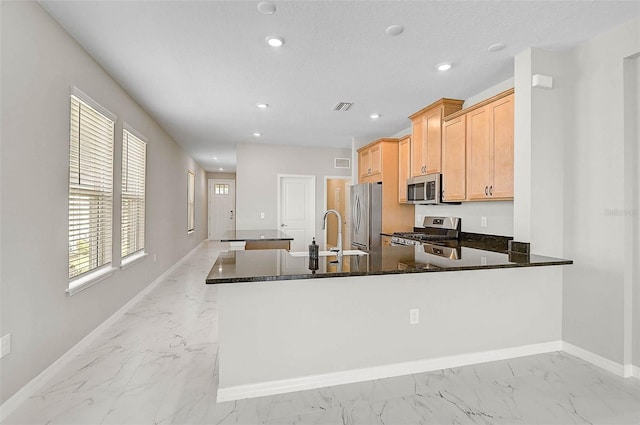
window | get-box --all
[121,127,147,259]
[187,171,195,232]
[68,89,116,281]
[214,183,229,195]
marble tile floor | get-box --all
[3,241,640,425]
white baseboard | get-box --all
[561,341,628,377]
[628,364,640,379]
[217,340,563,402]
[0,241,207,422]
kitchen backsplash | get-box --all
[415,201,514,236]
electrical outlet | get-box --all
[481,257,488,266]
[1,334,11,359]
[481,216,487,227]
[260,212,265,219]
[409,308,419,325]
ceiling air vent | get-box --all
[333,102,353,112]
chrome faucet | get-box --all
[321,209,343,259]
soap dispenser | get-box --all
[308,237,319,272]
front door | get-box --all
[208,179,236,240]
[278,175,315,251]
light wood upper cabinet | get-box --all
[466,105,492,199]
[397,135,411,203]
[359,149,370,179]
[441,115,466,202]
[359,142,382,179]
[357,138,414,233]
[409,99,464,177]
[491,95,514,198]
[465,91,514,200]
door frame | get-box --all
[323,176,353,250]
[276,174,316,249]
[208,178,236,240]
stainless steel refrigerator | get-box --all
[350,182,382,251]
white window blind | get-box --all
[68,93,115,280]
[187,171,195,232]
[121,128,147,258]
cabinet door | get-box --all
[442,116,466,201]
[490,94,514,198]
[466,105,492,200]
[410,116,424,177]
[359,148,371,179]
[424,108,443,174]
[398,136,410,203]
[369,144,382,175]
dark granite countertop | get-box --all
[220,229,293,242]
[206,243,572,284]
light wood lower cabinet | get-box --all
[382,235,392,247]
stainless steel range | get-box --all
[391,216,462,260]
[391,216,461,246]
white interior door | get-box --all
[278,175,315,251]
[208,179,236,240]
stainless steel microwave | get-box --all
[406,174,442,205]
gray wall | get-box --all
[0,1,207,404]
[236,143,352,248]
[557,18,639,365]
[630,55,640,369]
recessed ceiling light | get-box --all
[253,132,261,137]
[370,113,381,119]
[212,156,218,160]
[256,103,269,109]
[488,43,506,52]
[266,36,284,47]
[257,1,276,15]
[437,62,452,71]
[219,168,223,171]
[385,25,404,36]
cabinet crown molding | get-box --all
[408,98,465,120]
[357,137,399,153]
[444,88,515,122]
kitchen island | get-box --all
[219,228,293,250]
[209,243,572,402]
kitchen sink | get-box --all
[287,250,368,257]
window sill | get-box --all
[120,251,148,270]
[67,266,116,296]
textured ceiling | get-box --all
[40,1,640,172]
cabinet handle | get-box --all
[485,186,488,196]
[489,185,493,196]
[442,189,445,200]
